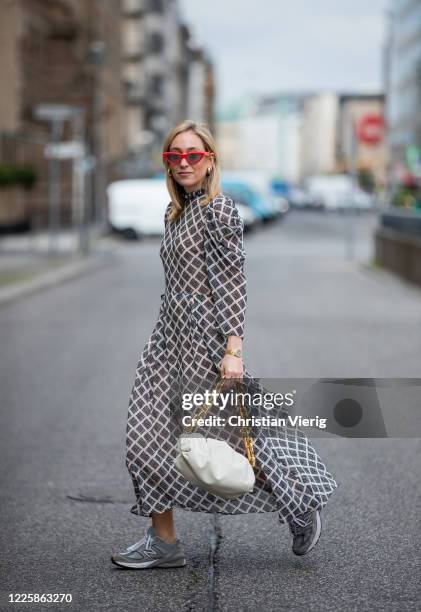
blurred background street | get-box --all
[1,0,421,610]
[0,0,420,289]
[2,210,421,610]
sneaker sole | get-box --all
[293,510,322,556]
[111,555,187,569]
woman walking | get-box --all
[111,120,337,569]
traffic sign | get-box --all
[357,114,385,145]
[44,141,85,159]
[34,104,81,121]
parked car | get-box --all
[287,186,323,210]
[348,188,378,211]
[303,174,376,212]
[106,179,169,239]
[231,201,259,231]
[221,179,276,223]
[222,170,288,218]
[219,184,260,230]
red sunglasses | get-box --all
[162,151,213,166]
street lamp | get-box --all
[34,104,82,255]
[34,104,91,256]
[86,40,106,230]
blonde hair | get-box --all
[162,119,221,222]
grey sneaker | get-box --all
[288,509,322,556]
[111,526,186,569]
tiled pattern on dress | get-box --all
[125,189,338,525]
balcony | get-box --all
[122,0,144,18]
[122,50,144,63]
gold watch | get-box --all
[225,348,242,358]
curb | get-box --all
[0,249,116,310]
[358,260,421,294]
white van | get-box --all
[303,174,375,211]
[106,179,170,238]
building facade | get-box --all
[120,0,215,177]
[299,92,338,179]
[385,0,421,183]
[336,94,387,188]
[216,93,306,183]
[0,0,126,229]
[0,0,214,230]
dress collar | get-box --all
[182,187,206,202]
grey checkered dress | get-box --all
[126,188,337,526]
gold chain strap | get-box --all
[183,378,256,468]
[239,400,256,468]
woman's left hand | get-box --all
[220,354,243,380]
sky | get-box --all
[179,0,389,112]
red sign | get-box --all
[357,114,385,145]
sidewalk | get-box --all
[0,225,117,308]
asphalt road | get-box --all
[1,210,420,611]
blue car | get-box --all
[221,180,275,222]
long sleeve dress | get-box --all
[125,187,337,525]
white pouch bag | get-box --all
[174,379,256,499]
[174,433,255,498]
